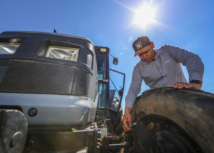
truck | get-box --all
[0,31,214,153]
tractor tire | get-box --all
[131,87,214,153]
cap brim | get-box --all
[134,45,150,57]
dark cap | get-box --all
[132,36,151,57]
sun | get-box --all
[134,4,156,28]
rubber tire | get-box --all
[131,87,214,153]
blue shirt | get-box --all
[125,44,204,109]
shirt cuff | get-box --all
[189,71,203,82]
[125,100,135,109]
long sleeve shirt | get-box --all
[125,44,204,109]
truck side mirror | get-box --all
[118,87,124,98]
[113,57,118,65]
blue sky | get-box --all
[1,0,214,111]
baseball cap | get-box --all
[132,36,151,57]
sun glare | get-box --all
[134,4,156,28]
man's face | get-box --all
[138,45,155,62]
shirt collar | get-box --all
[154,49,160,59]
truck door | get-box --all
[95,46,125,121]
[95,47,110,119]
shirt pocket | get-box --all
[161,55,175,76]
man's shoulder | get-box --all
[155,44,174,56]
[155,44,168,52]
[132,60,143,72]
[134,61,141,68]
[156,44,181,51]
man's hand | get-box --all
[172,82,201,90]
[122,107,132,131]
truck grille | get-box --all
[0,66,8,84]
[0,60,91,96]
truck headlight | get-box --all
[45,46,79,62]
[0,43,21,54]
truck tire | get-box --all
[0,109,28,153]
[131,87,214,153]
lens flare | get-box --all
[134,4,156,28]
[80,107,89,121]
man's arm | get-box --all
[123,65,143,131]
[164,45,204,89]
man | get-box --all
[123,36,204,131]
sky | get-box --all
[1,0,214,111]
